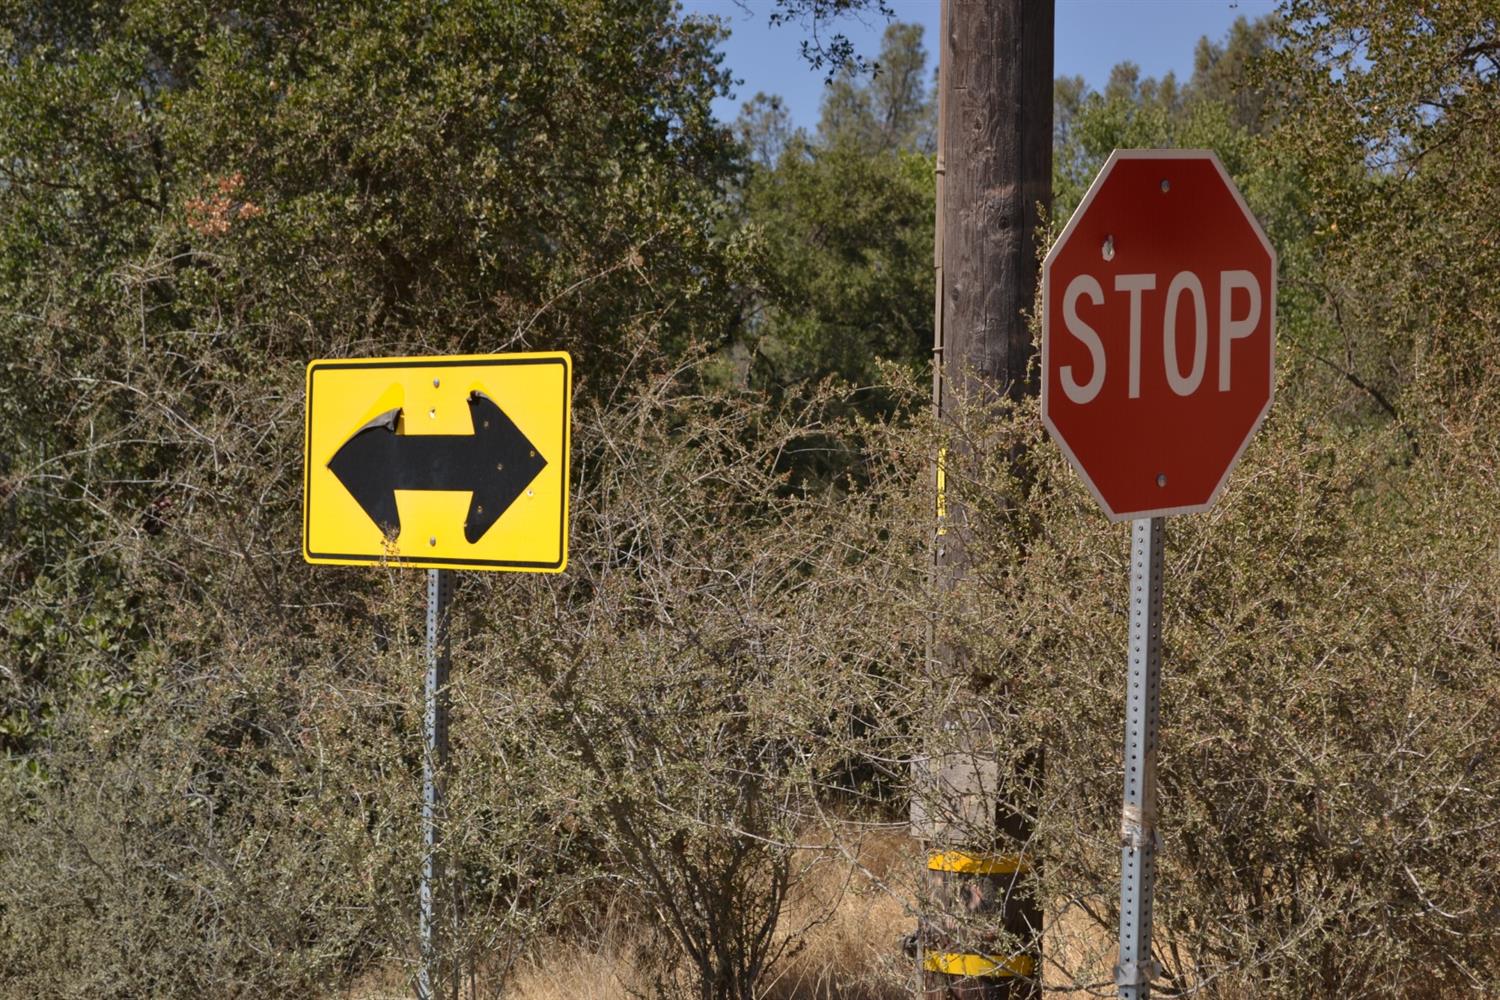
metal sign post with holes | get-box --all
[1119,517,1164,997]
[1041,150,1275,998]
[303,352,572,1000]
[422,567,455,1000]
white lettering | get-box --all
[1218,270,1261,391]
[1114,274,1156,399]
[1062,274,1106,404]
[1164,271,1207,396]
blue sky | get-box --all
[680,0,1282,130]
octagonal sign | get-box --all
[1042,149,1276,520]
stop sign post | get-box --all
[1041,150,1276,1000]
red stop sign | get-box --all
[1042,150,1276,520]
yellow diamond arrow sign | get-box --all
[303,353,571,572]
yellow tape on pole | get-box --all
[922,951,1036,978]
[926,850,1030,875]
[936,447,948,536]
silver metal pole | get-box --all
[1117,517,1164,999]
[419,568,455,1000]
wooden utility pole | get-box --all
[916,1,1053,998]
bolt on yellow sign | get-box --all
[302,353,571,572]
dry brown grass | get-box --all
[757,826,918,1000]
[1040,904,1116,1000]
[504,937,655,1000]
[502,827,1118,999]
[349,829,1118,999]
[503,825,917,1000]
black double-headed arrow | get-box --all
[328,391,547,544]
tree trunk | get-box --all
[917,2,1053,998]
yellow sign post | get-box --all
[302,352,570,572]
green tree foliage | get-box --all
[733,22,934,399]
[818,21,936,156]
[1271,0,1500,422]
[0,0,742,757]
[5,4,1500,998]
[0,0,757,994]
[1053,15,1279,217]
[736,91,800,169]
[1191,13,1281,132]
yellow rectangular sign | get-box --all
[303,353,570,572]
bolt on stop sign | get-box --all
[1042,149,1276,520]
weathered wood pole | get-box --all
[917,2,1053,998]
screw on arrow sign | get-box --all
[328,391,548,545]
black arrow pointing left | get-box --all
[327,391,547,544]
